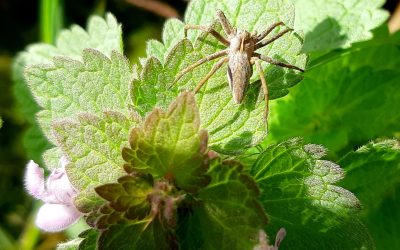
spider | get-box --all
[171,10,304,118]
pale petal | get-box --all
[24,160,46,199]
[45,168,76,204]
[35,203,81,232]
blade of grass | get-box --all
[40,0,64,44]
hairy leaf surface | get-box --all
[339,140,400,249]
[26,49,133,144]
[295,0,388,52]
[269,32,400,154]
[251,138,373,249]
[98,219,171,250]
[177,160,268,250]
[94,175,153,228]
[123,92,210,193]
[53,111,138,212]
[13,13,122,164]
[142,0,307,154]
[78,229,99,250]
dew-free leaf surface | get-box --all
[251,138,373,249]
[123,92,210,193]
[26,49,133,144]
[268,32,400,154]
[177,159,268,250]
[13,14,123,165]
[295,0,388,52]
[142,0,307,154]
[339,139,400,249]
[53,111,138,212]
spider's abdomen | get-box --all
[227,51,252,104]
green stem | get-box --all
[18,202,41,250]
[0,226,15,250]
[40,0,64,44]
[93,0,107,16]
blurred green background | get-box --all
[0,0,399,249]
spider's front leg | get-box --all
[255,27,293,50]
[256,21,285,41]
[194,57,229,93]
[169,49,229,89]
[184,24,229,46]
[216,10,235,36]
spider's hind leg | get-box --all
[251,57,270,121]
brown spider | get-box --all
[171,10,304,118]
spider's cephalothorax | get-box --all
[171,10,304,118]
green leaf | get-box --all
[268,32,400,154]
[92,170,185,248]
[13,46,54,164]
[94,175,153,228]
[123,92,210,193]
[98,218,172,250]
[177,159,268,250]
[56,229,99,250]
[53,111,139,212]
[55,13,122,59]
[146,19,185,64]
[42,147,63,171]
[251,138,373,249]
[339,139,400,210]
[162,19,186,54]
[141,0,307,154]
[339,139,400,249]
[25,49,134,144]
[12,13,122,165]
[155,0,384,69]
[57,239,82,250]
[146,39,166,63]
[295,0,388,52]
[363,186,400,250]
[78,229,99,250]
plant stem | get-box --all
[18,202,41,250]
[40,0,64,44]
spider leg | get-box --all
[255,28,293,50]
[170,49,229,89]
[216,10,235,36]
[251,57,269,120]
[255,53,304,72]
[184,25,230,46]
[194,57,229,93]
[255,21,284,41]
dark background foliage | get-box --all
[0,0,399,249]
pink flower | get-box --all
[24,157,81,232]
